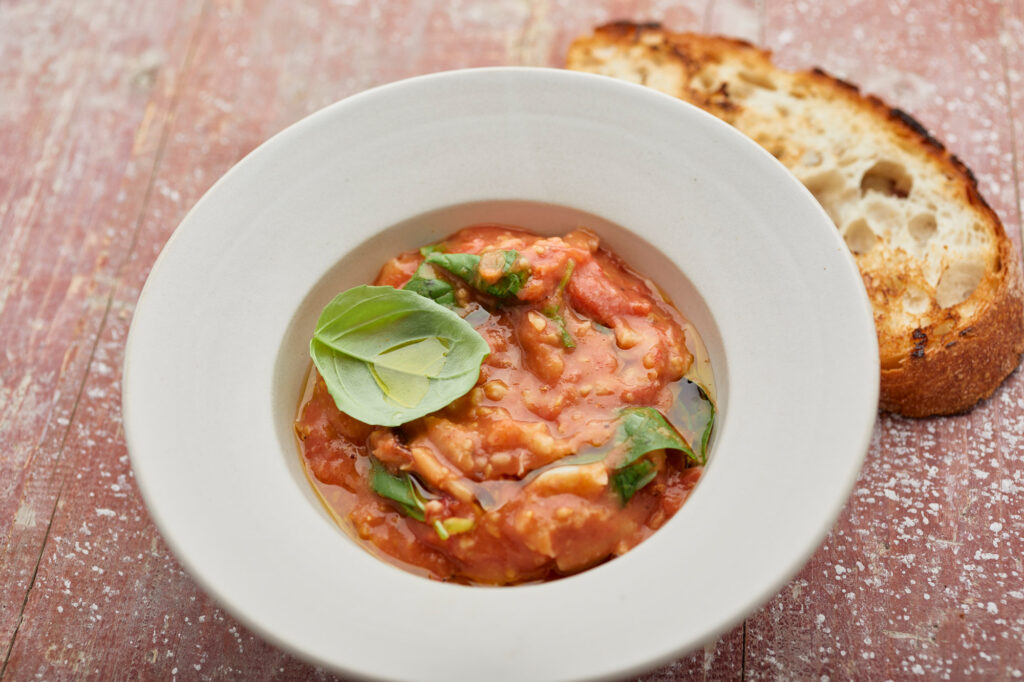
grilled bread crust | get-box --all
[567,22,1024,416]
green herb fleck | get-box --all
[557,259,575,295]
[542,307,575,349]
[432,519,449,540]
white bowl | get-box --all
[123,67,877,681]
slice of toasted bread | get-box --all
[567,22,1024,417]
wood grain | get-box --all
[0,0,204,667]
[1,0,1022,679]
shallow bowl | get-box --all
[123,67,878,682]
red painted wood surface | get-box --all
[1,0,1022,679]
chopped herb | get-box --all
[542,306,575,349]
[432,519,449,540]
[557,259,575,294]
[369,457,427,521]
[610,459,658,504]
[539,259,577,348]
[425,250,529,298]
[619,406,699,468]
[419,243,445,257]
[610,407,700,505]
[403,263,455,307]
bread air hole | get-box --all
[908,213,938,244]
[935,260,984,308]
[844,218,877,254]
[802,169,848,224]
[860,160,913,198]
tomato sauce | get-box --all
[295,225,711,584]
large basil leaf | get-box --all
[424,250,529,298]
[310,285,489,426]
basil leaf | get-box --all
[609,407,705,505]
[424,252,477,281]
[403,264,455,307]
[611,459,657,504]
[425,250,529,298]
[669,381,715,465]
[419,243,445,257]
[310,285,489,426]
[369,458,426,521]
[618,406,699,468]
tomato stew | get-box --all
[295,226,714,584]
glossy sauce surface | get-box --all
[296,225,712,584]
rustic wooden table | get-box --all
[3,0,1023,679]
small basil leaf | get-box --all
[369,458,426,521]
[419,243,445,257]
[669,381,715,465]
[611,459,657,504]
[403,267,455,307]
[425,250,529,298]
[424,252,478,281]
[619,406,699,468]
[310,285,489,426]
